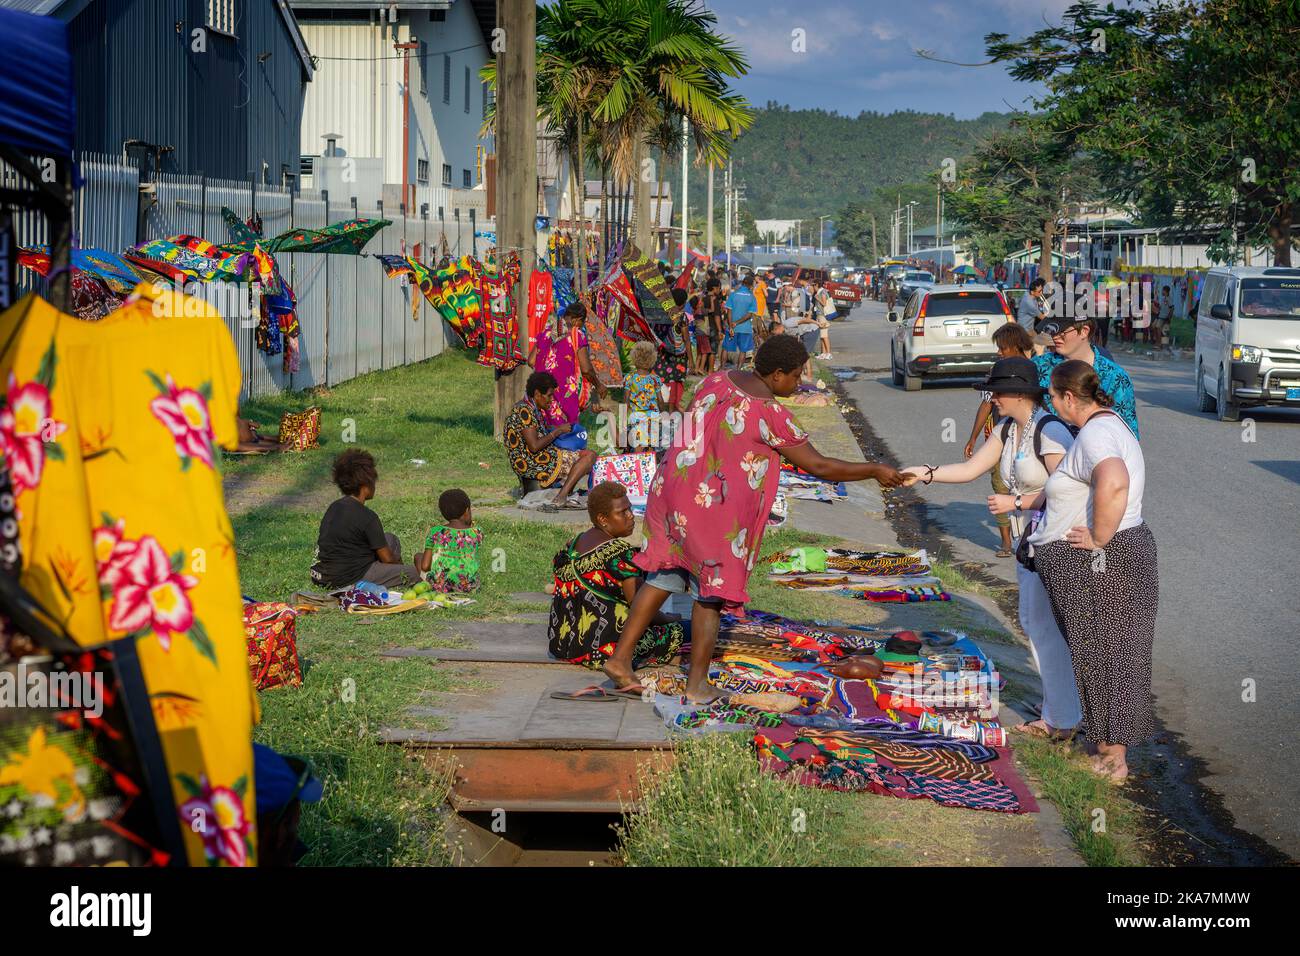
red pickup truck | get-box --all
[770,263,862,313]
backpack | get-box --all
[998,414,1067,468]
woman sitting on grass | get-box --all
[548,481,685,672]
[310,449,418,590]
[504,371,597,512]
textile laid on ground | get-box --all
[547,535,684,669]
[645,605,1033,814]
[0,289,259,864]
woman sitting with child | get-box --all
[310,449,418,589]
[415,488,482,593]
[548,481,685,672]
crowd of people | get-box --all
[301,253,1157,788]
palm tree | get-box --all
[484,0,753,274]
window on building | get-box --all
[443,55,451,104]
[464,66,471,112]
[442,163,452,187]
[463,169,472,188]
[482,81,489,119]
[300,155,316,178]
[419,41,428,95]
[207,0,235,35]
[417,160,430,185]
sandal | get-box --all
[995,548,1014,558]
[550,685,621,702]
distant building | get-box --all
[293,0,491,226]
[35,0,314,184]
[755,219,799,242]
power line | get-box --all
[310,41,485,65]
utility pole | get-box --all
[492,0,537,440]
[724,160,731,270]
[680,115,688,269]
[706,161,714,260]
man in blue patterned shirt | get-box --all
[1033,315,1139,437]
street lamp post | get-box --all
[818,215,830,258]
[906,201,918,255]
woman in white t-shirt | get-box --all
[1025,359,1155,784]
[903,357,1082,740]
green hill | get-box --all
[675,104,1012,222]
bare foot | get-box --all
[1089,753,1129,783]
[602,659,635,690]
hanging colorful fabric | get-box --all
[476,273,524,371]
[583,315,624,387]
[623,242,681,322]
[527,269,553,351]
[551,266,578,312]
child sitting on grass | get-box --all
[415,488,483,592]
[311,449,418,590]
[624,340,667,453]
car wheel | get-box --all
[903,367,922,391]
[1217,367,1240,422]
[1195,361,1216,412]
[890,343,904,386]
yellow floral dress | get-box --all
[0,288,257,866]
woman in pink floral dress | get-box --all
[602,336,912,701]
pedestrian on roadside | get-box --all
[1018,277,1049,327]
[780,279,821,383]
[721,273,759,368]
[1025,360,1155,783]
[1033,315,1139,437]
[964,322,1036,557]
[904,356,1082,740]
[813,280,837,359]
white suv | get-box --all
[1194,266,1300,421]
[889,284,1012,391]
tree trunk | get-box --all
[567,148,581,272]
[1270,202,1294,266]
[599,157,608,271]
[575,116,587,293]
[654,153,666,258]
[1040,219,1055,284]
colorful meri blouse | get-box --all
[1034,346,1139,438]
[504,398,565,485]
[535,325,591,426]
[548,535,684,669]
[635,371,809,605]
[422,524,483,593]
[0,289,258,867]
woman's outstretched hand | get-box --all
[987,493,1017,515]
[874,464,916,488]
[901,465,930,481]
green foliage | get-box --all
[681,105,1011,223]
[986,0,1300,266]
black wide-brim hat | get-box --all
[976,356,1045,396]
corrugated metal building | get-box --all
[35,0,313,183]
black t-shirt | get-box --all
[311,496,387,588]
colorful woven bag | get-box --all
[243,602,303,691]
[277,406,321,451]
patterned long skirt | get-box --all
[1034,523,1158,747]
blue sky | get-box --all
[703,0,1076,118]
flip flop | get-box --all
[549,686,621,702]
[995,549,1014,558]
[609,684,651,701]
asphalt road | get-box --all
[824,296,1300,861]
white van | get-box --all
[1194,266,1300,421]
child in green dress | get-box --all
[415,488,483,592]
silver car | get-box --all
[897,270,935,307]
[889,284,1013,391]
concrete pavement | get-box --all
[822,296,1300,863]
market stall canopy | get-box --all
[220,207,390,255]
[0,9,74,156]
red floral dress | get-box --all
[634,371,808,605]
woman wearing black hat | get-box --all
[903,356,1082,741]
